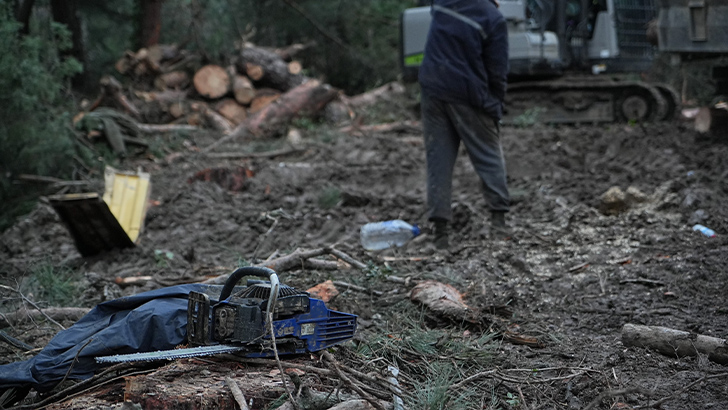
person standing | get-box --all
[418,0,510,249]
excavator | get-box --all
[400,0,725,124]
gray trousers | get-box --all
[421,90,510,222]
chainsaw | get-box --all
[96,267,357,363]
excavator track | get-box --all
[504,80,679,125]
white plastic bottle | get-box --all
[360,220,421,251]
[693,224,716,237]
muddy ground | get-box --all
[1,93,727,409]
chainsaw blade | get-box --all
[95,344,244,363]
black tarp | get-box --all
[0,284,225,396]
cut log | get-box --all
[230,72,256,105]
[215,99,247,125]
[89,76,141,119]
[154,70,189,90]
[621,323,728,365]
[237,44,305,91]
[245,80,337,137]
[193,64,231,99]
[168,101,187,118]
[288,60,302,75]
[115,50,137,75]
[205,80,338,150]
[695,105,728,135]
[134,89,187,104]
[244,62,264,81]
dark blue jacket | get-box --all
[419,0,509,119]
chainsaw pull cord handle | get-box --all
[218,266,280,302]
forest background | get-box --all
[0,0,418,231]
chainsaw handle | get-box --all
[219,266,279,301]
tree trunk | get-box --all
[50,0,86,88]
[14,0,35,35]
[244,80,338,137]
[204,80,339,151]
[138,0,164,48]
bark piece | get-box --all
[306,280,340,303]
[622,323,728,365]
[409,280,479,323]
[215,99,247,125]
[249,89,281,114]
[193,64,231,99]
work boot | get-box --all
[432,219,449,250]
[490,211,511,238]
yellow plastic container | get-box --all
[102,167,151,243]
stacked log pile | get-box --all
[79,42,347,152]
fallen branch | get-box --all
[619,277,665,287]
[0,285,71,330]
[0,330,34,351]
[16,174,90,188]
[332,281,383,296]
[322,352,387,410]
[0,306,90,329]
[114,276,155,287]
[342,82,407,109]
[326,247,367,270]
[225,377,251,410]
[203,146,304,159]
[136,123,198,133]
[633,372,728,409]
[621,323,728,365]
[340,120,422,135]
[583,387,653,410]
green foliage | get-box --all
[504,392,520,407]
[512,107,546,128]
[0,4,87,231]
[159,0,418,93]
[78,2,136,86]
[317,186,342,209]
[21,263,83,307]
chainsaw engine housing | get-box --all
[187,279,357,357]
